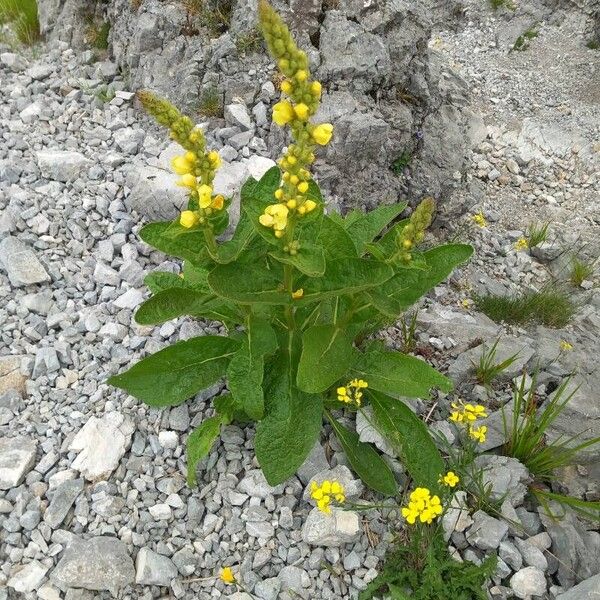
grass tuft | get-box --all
[0,0,40,45]
[475,289,575,328]
[513,26,538,51]
[569,255,594,287]
[198,86,223,117]
[525,221,550,248]
[474,339,519,387]
[235,27,263,55]
[391,149,413,175]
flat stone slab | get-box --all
[135,547,178,586]
[0,237,50,287]
[36,150,90,182]
[302,507,360,547]
[7,560,49,593]
[0,437,37,489]
[50,536,135,594]
[69,412,134,481]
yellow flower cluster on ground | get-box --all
[514,237,529,251]
[310,480,345,514]
[337,378,368,406]
[439,471,460,487]
[559,340,573,352]
[396,197,435,262]
[449,400,488,444]
[137,91,224,229]
[258,0,332,242]
[471,211,487,228]
[401,487,443,525]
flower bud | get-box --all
[297,181,309,193]
[208,150,221,168]
[211,195,224,210]
[295,69,308,82]
[180,210,198,228]
[293,103,309,120]
[304,199,317,213]
[280,80,292,94]
[311,81,322,96]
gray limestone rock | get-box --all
[466,510,509,550]
[302,508,360,547]
[509,566,547,599]
[135,547,178,586]
[7,560,49,593]
[474,455,531,507]
[36,150,90,182]
[555,574,600,599]
[0,437,37,489]
[0,237,50,287]
[44,479,84,529]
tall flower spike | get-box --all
[137,90,225,227]
[258,0,333,244]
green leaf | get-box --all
[139,222,209,265]
[187,415,223,486]
[144,272,191,294]
[208,261,291,305]
[209,210,256,264]
[364,218,409,260]
[108,335,239,407]
[297,258,394,304]
[134,288,240,325]
[213,393,252,424]
[353,348,452,398]
[269,244,326,277]
[318,216,358,260]
[227,316,278,420]
[328,416,398,496]
[369,390,445,490]
[344,203,408,254]
[255,356,323,485]
[367,244,473,316]
[297,325,355,393]
[182,262,211,291]
[241,167,282,246]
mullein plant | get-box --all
[108,0,474,494]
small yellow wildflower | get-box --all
[337,378,368,406]
[211,195,225,210]
[295,69,308,82]
[469,425,487,444]
[259,203,289,232]
[297,181,309,193]
[272,100,295,125]
[197,184,213,209]
[559,340,573,352]
[461,298,471,308]
[171,154,194,175]
[310,479,345,514]
[280,80,292,94]
[220,567,235,584]
[401,487,443,525]
[449,400,487,424]
[312,123,333,146]
[180,210,198,228]
[310,80,322,96]
[176,173,197,188]
[439,471,460,488]
[207,150,222,168]
[471,212,487,228]
[294,103,309,120]
[515,237,529,251]
[291,288,304,299]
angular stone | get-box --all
[224,103,253,130]
[555,574,600,599]
[0,355,27,397]
[37,150,90,182]
[466,510,509,550]
[135,547,178,586]
[442,490,473,541]
[0,52,28,71]
[32,347,61,378]
[7,560,49,593]
[51,536,135,594]
[356,405,395,455]
[44,479,84,529]
[297,441,330,485]
[515,537,548,571]
[509,566,547,599]
[0,437,37,489]
[113,128,145,155]
[303,465,364,501]
[474,455,531,507]
[302,507,360,546]
[69,412,134,481]
[0,237,50,287]
[238,469,285,498]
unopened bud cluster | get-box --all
[396,197,435,262]
[137,91,224,229]
[258,0,333,243]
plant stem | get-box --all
[203,227,218,255]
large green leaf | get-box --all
[328,416,398,496]
[344,203,407,254]
[318,216,358,260]
[139,222,208,265]
[352,348,452,398]
[108,335,239,407]
[208,261,290,305]
[364,218,409,260]
[255,356,323,485]
[227,316,278,420]
[134,288,240,325]
[209,210,256,264]
[367,244,473,317]
[369,390,445,490]
[187,415,224,486]
[297,325,355,393]
[269,244,326,277]
[144,271,191,294]
[297,258,394,304]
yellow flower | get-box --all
[291,288,304,299]
[336,379,367,406]
[461,298,471,308]
[259,203,289,232]
[180,210,198,228]
[220,567,235,584]
[280,80,292,94]
[211,195,224,210]
[439,471,460,488]
[197,184,213,209]
[297,181,309,193]
[294,103,309,120]
[274,188,284,200]
[515,237,529,251]
[450,400,487,425]
[303,199,317,213]
[176,173,197,188]
[471,212,487,228]
[469,425,487,444]
[296,69,308,82]
[272,100,295,125]
[311,80,322,96]
[402,487,443,525]
[208,150,221,168]
[310,479,345,514]
[559,340,573,352]
[171,155,194,175]
[312,123,333,146]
